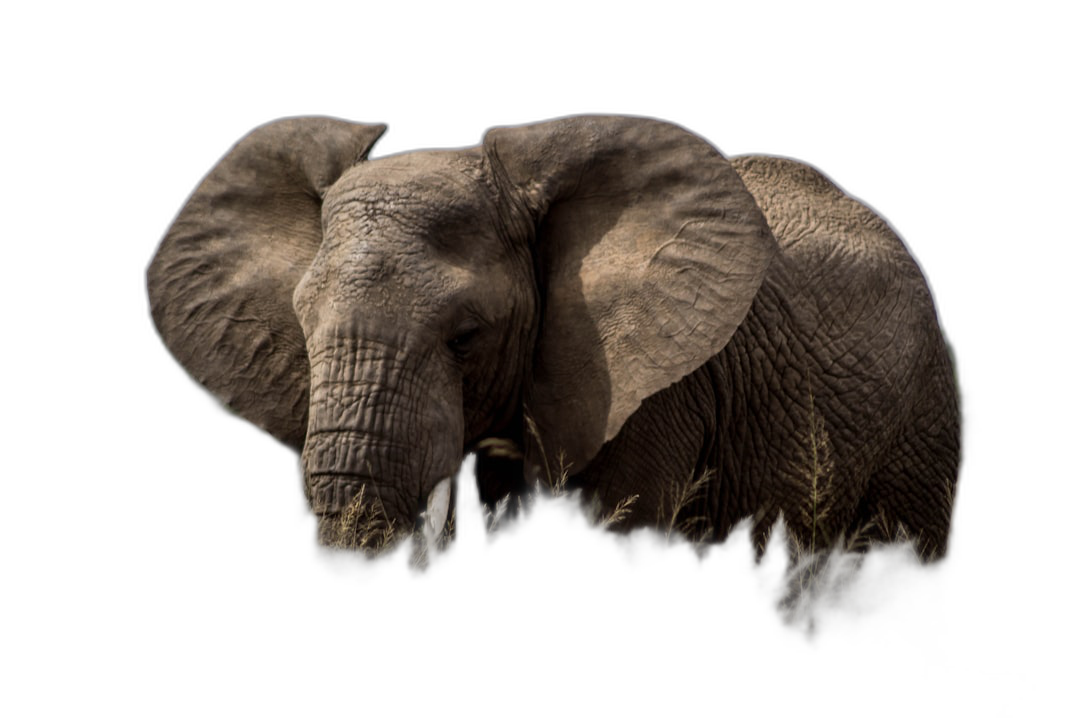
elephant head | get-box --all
[148,115,776,549]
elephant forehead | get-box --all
[324,150,496,237]
[309,236,470,316]
[325,181,438,238]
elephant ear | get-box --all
[484,115,776,469]
[147,117,386,449]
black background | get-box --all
[122,55,1023,686]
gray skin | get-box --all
[148,115,959,559]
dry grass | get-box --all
[657,470,714,543]
[313,487,421,569]
[308,403,941,639]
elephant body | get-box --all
[148,115,960,559]
[563,156,959,557]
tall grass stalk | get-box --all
[796,381,836,560]
[657,470,714,543]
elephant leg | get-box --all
[853,427,959,561]
[567,368,717,538]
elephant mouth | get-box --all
[306,468,457,539]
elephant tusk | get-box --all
[421,476,452,548]
[453,455,488,552]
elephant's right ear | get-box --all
[147,117,386,449]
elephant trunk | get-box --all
[301,333,462,551]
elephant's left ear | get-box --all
[485,115,776,469]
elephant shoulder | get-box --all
[730,155,911,268]
[735,154,942,366]
[733,155,938,321]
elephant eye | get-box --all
[447,323,481,359]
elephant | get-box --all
[147,115,960,561]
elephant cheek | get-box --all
[300,336,464,549]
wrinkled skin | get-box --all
[148,115,960,559]
[294,150,537,540]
